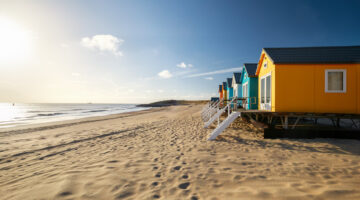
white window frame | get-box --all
[325,69,346,93]
[242,82,248,97]
[260,71,271,111]
[242,82,248,109]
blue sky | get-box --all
[0,0,359,103]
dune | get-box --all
[0,104,359,199]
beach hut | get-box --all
[211,97,220,102]
[232,72,242,98]
[227,78,233,100]
[218,85,223,100]
[255,45,360,114]
[222,82,228,104]
[240,63,258,110]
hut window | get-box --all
[266,76,271,103]
[325,69,346,93]
[261,79,265,103]
[264,61,268,69]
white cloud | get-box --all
[81,34,124,56]
[176,62,193,68]
[61,43,69,48]
[186,67,243,78]
[157,89,164,93]
[204,77,213,80]
[158,70,173,79]
[71,72,81,77]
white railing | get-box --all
[201,99,223,121]
[204,98,237,128]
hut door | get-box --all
[242,83,248,109]
[260,73,271,111]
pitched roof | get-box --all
[233,72,242,84]
[227,78,233,88]
[243,63,258,76]
[263,46,360,64]
[222,82,227,89]
[210,97,219,102]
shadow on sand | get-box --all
[217,133,360,156]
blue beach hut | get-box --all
[227,78,233,100]
[240,63,258,110]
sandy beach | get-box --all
[0,104,360,200]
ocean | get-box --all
[0,103,149,128]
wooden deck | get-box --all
[231,109,360,130]
[203,100,360,140]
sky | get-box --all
[0,0,359,103]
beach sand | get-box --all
[0,104,360,200]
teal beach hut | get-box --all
[240,63,258,110]
[227,78,233,100]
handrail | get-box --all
[202,99,221,119]
[202,99,224,120]
[201,100,217,114]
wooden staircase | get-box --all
[202,97,243,140]
[208,112,241,140]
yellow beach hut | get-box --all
[222,82,227,104]
[255,46,360,114]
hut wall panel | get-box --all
[275,64,315,112]
[249,77,259,109]
[314,64,358,114]
[228,87,233,100]
[357,65,360,114]
[275,63,359,114]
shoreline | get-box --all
[0,104,359,199]
[0,107,155,135]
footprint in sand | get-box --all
[178,182,190,189]
[153,194,160,199]
[151,182,159,186]
[116,190,134,199]
[155,172,161,178]
[182,174,189,179]
[57,191,72,197]
[173,166,181,170]
[191,196,199,200]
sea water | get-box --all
[0,103,149,128]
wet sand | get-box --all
[0,104,359,199]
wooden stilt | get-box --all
[292,117,301,129]
[280,117,284,127]
[351,119,358,128]
[284,116,288,129]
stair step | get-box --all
[208,112,241,140]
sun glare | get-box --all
[0,18,33,64]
